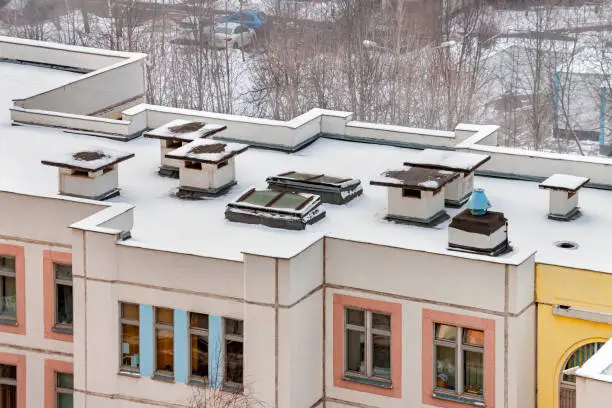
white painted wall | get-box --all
[59,167,119,198]
[387,188,444,221]
[448,225,507,251]
[325,238,508,312]
[179,159,236,190]
[549,189,579,216]
[576,376,612,408]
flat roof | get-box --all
[539,174,590,192]
[2,62,612,271]
[143,119,227,142]
[165,139,248,164]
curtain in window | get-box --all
[225,339,243,384]
[436,346,456,391]
[0,384,16,408]
[0,276,16,319]
[56,285,73,325]
[464,350,484,395]
[156,329,174,373]
[121,324,140,369]
[191,335,208,378]
[346,330,365,374]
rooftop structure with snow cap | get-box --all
[369,167,459,226]
[266,171,362,205]
[225,188,326,230]
[448,189,510,256]
[165,138,248,198]
[41,147,134,200]
[539,174,590,221]
[143,119,228,177]
[403,149,491,207]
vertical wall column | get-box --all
[209,315,223,388]
[139,304,153,378]
[174,309,188,383]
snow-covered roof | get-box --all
[370,167,459,191]
[143,119,227,142]
[403,149,491,173]
[165,138,248,164]
[41,147,135,172]
[574,339,612,383]
[539,174,590,192]
[3,62,612,271]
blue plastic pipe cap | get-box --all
[467,188,491,216]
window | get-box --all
[344,308,392,384]
[333,294,401,398]
[155,308,174,377]
[120,303,140,372]
[0,257,17,322]
[55,373,73,408]
[0,364,16,407]
[54,263,72,333]
[402,188,421,198]
[434,324,484,398]
[190,313,208,382]
[224,318,243,388]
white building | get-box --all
[0,36,612,408]
[566,338,612,408]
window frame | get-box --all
[119,302,140,374]
[222,318,243,390]
[433,324,484,400]
[0,255,17,323]
[189,312,209,383]
[422,309,495,408]
[154,307,174,379]
[44,251,71,342]
[0,245,25,335]
[343,307,392,386]
[55,372,73,406]
[53,263,73,334]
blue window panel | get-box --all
[174,309,189,383]
[139,304,153,378]
[209,315,223,388]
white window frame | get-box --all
[154,307,174,378]
[119,302,140,373]
[0,255,17,322]
[223,318,243,389]
[189,312,209,382]
[433,324,484,400]
[53,262,73,333]
[343,307,392,384]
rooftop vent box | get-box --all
[165,139,248,198]
[225,188,326,230]
[144,119,227,178]
[41,148,134,200]
[403,149,490,207]
[448,189,511,256]
[370,167,459,227]
[539,174,589,221]
[266,171,362,204]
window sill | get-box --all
[118,370,140,378]
[222,383,244,393]
[53,326,73,335]
[0,319,18,326]
[433,391,485,407]
[152,374,175,383]
[188,378,209,388]
[343,374,392,389]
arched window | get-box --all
[559,341,605,408]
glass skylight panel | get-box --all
[271,193,309,210]
[241,190,279,207]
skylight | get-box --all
[225,189,326,230]
[266,171,362,205]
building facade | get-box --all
[0,36,611,408]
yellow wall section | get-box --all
[536,264,612,408]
